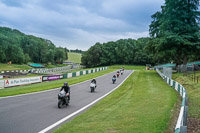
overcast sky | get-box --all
[0,0,165,50]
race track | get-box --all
[0,70,133,133]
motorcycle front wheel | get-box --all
[58,99,63,108]
[91,87,94,92]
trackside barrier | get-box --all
[156,69,188,133]
[62,67,108,79]
[0,67,108,88]
[0,80,4,89]
[0,66,72,74]
[3,76,42,88]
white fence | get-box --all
[156,69,188,133]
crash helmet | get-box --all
[64,82,68,86]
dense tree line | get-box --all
[148,0,200,68]
[0,27,68,64]
[81,38,153,67]
[70,49,84,53]
[82,0,200,68]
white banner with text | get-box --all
[4,76,42,88]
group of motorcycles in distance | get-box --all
[58,67,125,108]
[112,68,124,84]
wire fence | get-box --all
[174,64,200,83]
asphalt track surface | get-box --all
[0,70,133,133]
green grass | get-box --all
[0,63,70,71]
[54,70,178,133]
[0,69,116,97]
[45,64,69,68]
[173,72,200,119]
[0,63,31,71]
[109,65,146,70]
[67,52,82,63]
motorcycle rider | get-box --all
[117,71,120,77]
[112,75,116,83]
[60,82,70,101]
[91,78,97,88]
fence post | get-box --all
[180,126,187,133]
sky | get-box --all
[0,0,165,50]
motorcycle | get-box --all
[121,71,123,75]
[90,82,96,92]
[117,72,120,78]
[58,90,69,108]
[112,77,116,84]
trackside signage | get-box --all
[0,80,4,89]
[4,76,42,88]
[42,75,63,81]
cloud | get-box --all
[0,0,164,50]
[29,28,149,51]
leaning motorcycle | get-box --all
[112,77,116,84]
[117,73,120,78]
[58,90,69,108]
[121,71,124,75]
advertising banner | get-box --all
[4,76,42,88]
[42,75,63,81]
[0,80,4,89]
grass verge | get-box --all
[109,65,146,70]
[54,70,178,133]
[0,69,116,97]
[45,64,69,68]
[173,73,200,119]
[67,52,82,63]
[173,72,200,132]
[0,63,31,71]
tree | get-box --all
[149,0,200,68]
[81,38,155,67]
[81,43,102,67]
[0,26,68,64]
[55,47,67,64]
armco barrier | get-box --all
[0,66,72,74]
[156,69,188,133]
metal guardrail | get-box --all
[0,66,73,74]
[156,69,188,133]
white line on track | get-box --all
[0,70,117,100]
[38,70,134,133]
